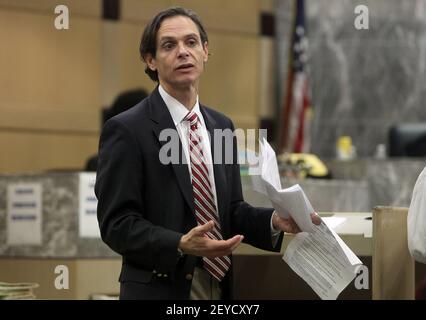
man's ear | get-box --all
[202,41,209,63]
[145,53,157,71]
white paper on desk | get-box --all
[283,222,362,300]
[322,217,346,229]
[250,138,315,232]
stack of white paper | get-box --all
[250,139,363,300]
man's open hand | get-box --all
[178,221,244,258]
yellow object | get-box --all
[278,153,329,178]
[337,136,352,151]
[336,136,355,160]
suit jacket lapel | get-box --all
[149,87,194,214]
[200,105,227,225]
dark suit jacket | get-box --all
[95,87,283,299]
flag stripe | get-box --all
[279,0,312,154]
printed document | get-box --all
[250,139,362,300]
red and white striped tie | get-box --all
[184,111,231,281]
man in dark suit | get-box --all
[95,6,320,300]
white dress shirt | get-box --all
[158,85,281,239]
[159,85,219,212]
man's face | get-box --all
[146,15,209,90]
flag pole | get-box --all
[278,0,298,154]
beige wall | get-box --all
[0,3,101,173]
[0,0,270,173]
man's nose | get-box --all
[177,42,189,58]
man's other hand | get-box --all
[272,212,321,234]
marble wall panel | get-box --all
[276,0,426,157]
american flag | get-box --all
[279,0,313,153]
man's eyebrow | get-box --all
[184,33,199,39]
[159,36,176,43]
[159,33,200,43]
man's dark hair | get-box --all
[139,6,209,82]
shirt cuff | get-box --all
[270,211,282,248]
[270,211,281,235]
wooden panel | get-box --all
[0,9,101,130]
[122,0,258,34]
[0,131,99,173]
[75,259,121,299]
[0,258,77,299]
[0,107,99,133]
[372,206,415,299]
[0,0,101,17]
[75,258,121,300]
[259,0,275,13]
[224,115,258,132]
[199,33,260,130]
[259,37,276,118]
[121,0,170,24]
[0,258,120,299]
[114,22,157,98]
[173,0,259,35]
[233,255,372,299]
[101,21,156,107]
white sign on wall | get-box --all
[7,183,42,245]
[79,173,100,238]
